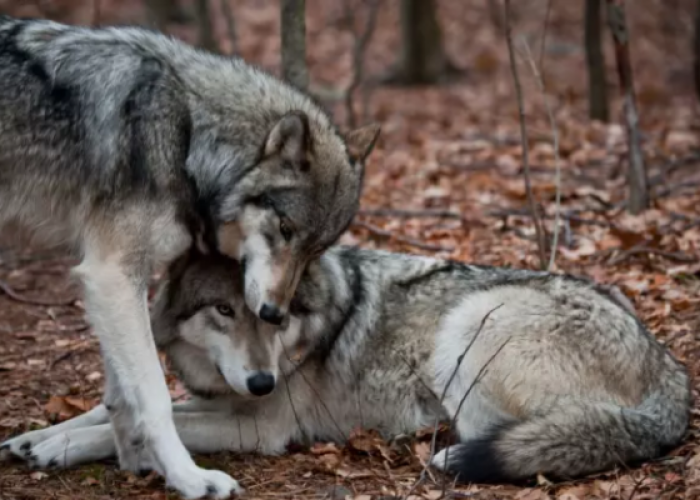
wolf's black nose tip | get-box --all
[259,303,284,325]
[246,372,276,396]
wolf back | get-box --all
[158,246,692,483]
[0,14,378,499]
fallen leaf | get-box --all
[29,471,49,481]
[44,395,98,421]
[347,428,393,462]
[413,441,431,463]
[310,441,341,455]
[515,488,548,500]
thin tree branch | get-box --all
[538,0,552,69]
[345,0,381,129]
[353,220,455,253]
[0,280,76,307]
[92,0,101,26]
[359,208,461,219]
[521,41,561,270]
[504,0,547,269]
[441,337,510,495]
[221,0,238,55]
[404,305,504,498]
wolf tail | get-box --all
[436,371,690,483]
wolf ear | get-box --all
[264,112,309,165]
[346,124,381,163]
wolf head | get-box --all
[151,250,314,399]
[210,113,380,326]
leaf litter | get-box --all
[0,0,699,499]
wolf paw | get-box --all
[0,428,53,461]
[166,466,243,499]
[429,446,453,471]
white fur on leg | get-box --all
[76,251,241,499]
[28,425,119,469]
[430,447,453,471]
[0,405,109,461]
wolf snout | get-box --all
[259,303,285,325]
[246,371,276,396]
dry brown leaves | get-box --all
[0,0,699,499]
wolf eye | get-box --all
[279,219,294,242]
[215,304,235,317]
[252,194,273,209]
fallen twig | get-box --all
[353,220,454,253]
[607,244,697,266]
[505,0,547,270]
[359,208,461,219]
[404,304,503,498]
[0,280,76,307]
[488,208,609,228]
[441,336,510,495]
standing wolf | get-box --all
[4,247,691,483]
[0,15,379,498]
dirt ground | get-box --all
[1,1,700,499]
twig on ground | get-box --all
[360,208,461,219]
[441,336,510,495]
[345,0,381,128]
[488,208,609,228]
[504,0,547,270]
[278,333,347,441]
[521,39,562,270]
[353,220,455,253]
[0,280,76,307]
[404,304,503,498]
[607,244,697,266]
[648,153,700,186]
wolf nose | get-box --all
[259,303,285,325]
[246,372,276,396]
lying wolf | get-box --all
[0,15,379,497]
[2,247,690,483]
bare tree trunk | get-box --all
[694,0,700,103]
[585,0,609,122]
[195,0,217,52]
[606,0,648,214]
[383,0,456,85]
[281,0,308,91]
[145,0,190,31]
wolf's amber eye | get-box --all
[215,304,235,317]
[280,219,293,242]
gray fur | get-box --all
[0,15,378,498]
[4,247,689,484]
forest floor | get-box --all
[0,0,699,499]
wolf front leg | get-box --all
[75,249,241,499]
[0,405,110,461]
[25,409,296,470]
